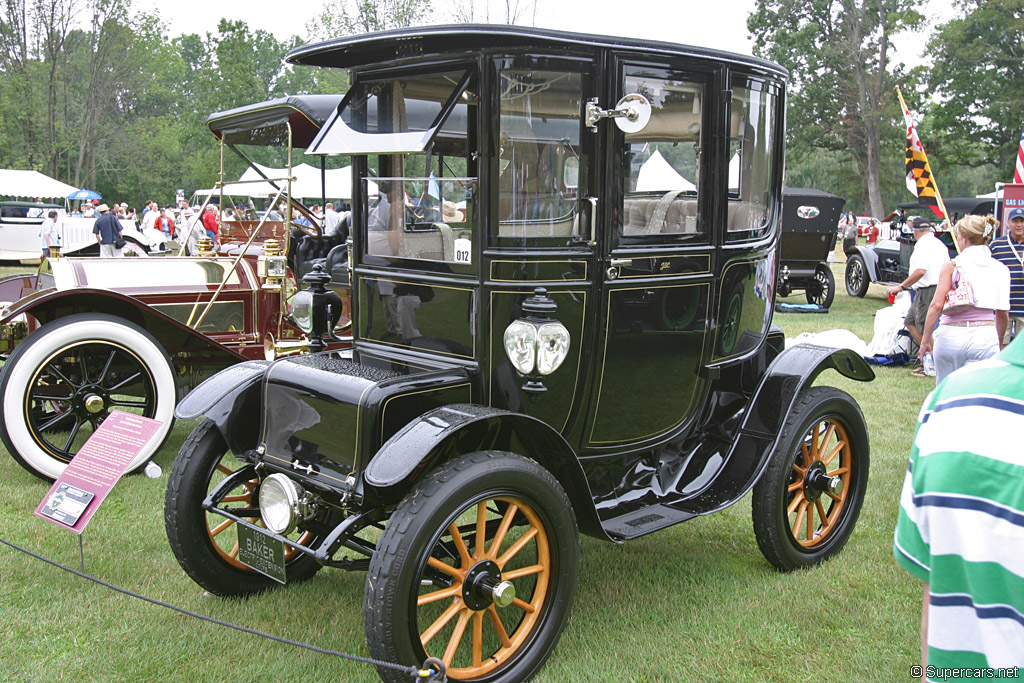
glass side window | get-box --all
[727,77,780,238]
[353,70,478,267]
[620,66,705,242]
[494,67,583,247]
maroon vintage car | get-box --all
[0,95,351,481]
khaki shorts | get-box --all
[905,285,937,330]
[1003,316,1024,346]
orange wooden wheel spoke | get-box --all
[822,441,844,467]
[486,503,520,560]
[787,478,803,493]
[502,563,544,580]
[418,585,462,607]
[471,611,484,668]
[511,597,536,614]
[805,498,815,540]
[421,598,463,647]
[215,463,233,475]
[442,608,471,667]
[816,423,836,459]
[227,541,239,559]
[801,441,812,467]
[496,527,538,567]
[475,502,488,559]
[209,518,234,537]
[793,500,808,537]
[427,556,463,579]
[222,493,250,503]
[486,605,512,648]
[787,491,806,516]
[815,499,828,527]
[827,466,849,477]
[449,522,472,567]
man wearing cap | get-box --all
[92,204,123,258]
[991,207,1024,345]
[887,216,950,355]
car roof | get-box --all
[286,24,787,78]
[207,95,344,148]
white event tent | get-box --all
[206,163,376,201]
[0,169,80,199]
[636,150,696,192]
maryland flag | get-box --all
[896,86,945,218]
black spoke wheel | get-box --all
[165,419,326,596]
[805,265,835,308]
[0,313,176,481]
[844,255,869,297]
[365,452,580,682]
[752,387,869,571]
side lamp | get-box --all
[290,264,342,353]
[503,287,571,399]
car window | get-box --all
[726,76,781,240]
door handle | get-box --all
[606,258,632,280]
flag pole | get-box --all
[896,85,950,222]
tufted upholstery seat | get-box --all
[623,192,699,236]
[292,214,351,278]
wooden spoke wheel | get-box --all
[365,452,580,683]
[165,419,325,596]
[752,387,869,571]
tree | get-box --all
[305,0,433,42]
[927,0,1024,178]
[748,0,924,217]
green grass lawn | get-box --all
[0,255,931,682]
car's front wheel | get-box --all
[164,419,325,596]
[751,387,869,571]
[364,451,580,682]
[0,313,176,481]
[845,255,869,297]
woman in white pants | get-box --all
[920,215,1011,383]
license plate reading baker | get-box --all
[237,524,286,584]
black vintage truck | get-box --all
[164,26,873,682]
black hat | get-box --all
[910,216,933,231]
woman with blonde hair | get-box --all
[920,214,1011,382]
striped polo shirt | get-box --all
[894,335,1024,674]
[990,235,1024,316]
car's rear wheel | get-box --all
[165,419,325,596]
[752,387,869,571]
[805,265,835,308]
[845,255,869,297]
[0,313,176,481]
[365,452,580,682]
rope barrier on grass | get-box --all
[0,536,446,682]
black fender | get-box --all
[846,245,880,281]
[363,404,611,541]
[678,343,874,515]
[174,360,271,454]
[1,287,246,368]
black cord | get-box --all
[0,536,427,679]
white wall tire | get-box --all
[0,313,177,481]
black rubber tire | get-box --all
[751,387,869,572]
[364,451,580,682]
[164,419,323,596]
[844,255,869,297]
[805,265,835,308]
[0,313,176,481]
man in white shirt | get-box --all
[38,210,60,257]
[323,202,343,237]
[141,201,159,232]
[887,216,950,349]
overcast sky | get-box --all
[138,0,949,67]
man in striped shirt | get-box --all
[991,207,1024,345]
[894,334,1024,673]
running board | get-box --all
[602,504,696,540]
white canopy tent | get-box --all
[636,151,696,192]
[231,163,375,201]
[0,169,80,199]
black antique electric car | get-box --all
[164,26,874,682]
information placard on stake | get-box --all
[35,410,163,534]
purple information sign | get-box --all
[35,410,163,534]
